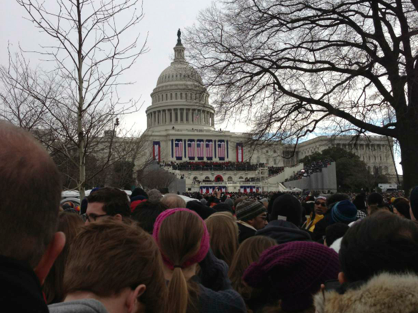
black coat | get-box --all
[0,255,49,313]
[238,223,256,244]
[256,220,312,244]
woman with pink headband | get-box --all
[153,208,246,313]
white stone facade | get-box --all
[139,34,397,191]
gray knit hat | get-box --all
[236,200,267,221]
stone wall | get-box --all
[283,162,337,193]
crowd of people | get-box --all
[2,121,418,313]
[168,161,260,172]
[286,159,333,181]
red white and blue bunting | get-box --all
[153,141,161,162]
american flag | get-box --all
[188,140,195,158]
[175,140,183,159]
[218,141,226,160]
[197,140,204,159]
[206,141,213,158]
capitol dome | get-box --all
[146,30,215,131]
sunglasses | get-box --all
[315,201,327,207]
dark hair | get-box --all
[271,194,303,226]
[43,212,83,304]
[340,211,418,282]
[267,193,284,219]
[325,223,349,247]
[326,193,350,208]
[131,201,168,234]
[87,187,130,217]
[367,192,383,206]
[131,187,148,199]
[393,198,411,219]
[212,203,234,214]
[0,121,62,268]
[352,194,367,212]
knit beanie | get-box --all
[331,200,358,224]
[153,208,210,270]
[271,194,303,226]
[410,186,418,220]
[243,241,340,312]
[236,200,267,221]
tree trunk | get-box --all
[398,128,418,195]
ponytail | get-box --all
[166,267,188,313]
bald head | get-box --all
[161,194,186,209]
[0,121,62,268]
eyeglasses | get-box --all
[315,201,327,207]
[86,213,109,222]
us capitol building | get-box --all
[140,32,397,193]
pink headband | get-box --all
[152,208,210,270]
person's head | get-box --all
[267,193,283,219]
[228,236,277,298]
[392,198,411,219]
[131,187,148,200]
[330,200,358,225]
[324,223,349,247]
[153,209,209,313]
[314,195,328,215]
[86,187,130,223]
[131,201,168,234]
[205,212,239,267]
[43,212,83,304]
[236,200,268,230]
[147,189,163,202]
[212,203,234,214]
[326,193,350,208]
[0,121,65,283]
[353,193,367,212]
[243,242,340,312]
[161,194,186,209]
[410,186,418,221]
[64,219,167,313]
[339,211,418,284]
[271,194,303,226]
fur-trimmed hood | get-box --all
[314,273,418,313]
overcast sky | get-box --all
[0,0,246,132]
[0,0,403,175]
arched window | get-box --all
[227,176,233,182]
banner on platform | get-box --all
[188,140,195,160]
[236,143,244,163]
[175,139,183,160]
[153,141,161,162]
[218,140,226,160]
[206,140,213,160]
[197,139,204,160]
[239,186,256,194]
[200,186,227,194]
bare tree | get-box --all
[185,0,418,192]
[0,0,147,198]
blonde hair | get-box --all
[205,212,239,266]
[229,236,277,299]
[158,211,203,313]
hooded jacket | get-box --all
[256,220,311,244]
[314,273,418,313]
